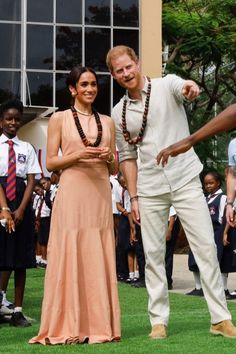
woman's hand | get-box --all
[98,147,112,161]
[77,146,104,160]
[1,210,15,233]
[156,138,193,167]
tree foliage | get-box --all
[162,0,236,171]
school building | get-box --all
[0,0,162,172]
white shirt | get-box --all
[110,176,121,214]
[50,184,59,203]
[114,186,131,213]
[33,193,51,218]
[112,74,203,196]
[0,134,41,178]
[168,206,177,221]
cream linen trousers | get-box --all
[138,176,231,326]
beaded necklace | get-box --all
[71,106,103,147]
[122,76,151,145]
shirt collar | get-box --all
[0,134,20,145]
[208,189,223,198]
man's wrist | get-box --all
[130,195,138,203]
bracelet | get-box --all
[106,153,115,164]
[130,195,138,203]
[1,207,10,211]
[121,209,126,215]
[226,202,234,206]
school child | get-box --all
[115,173,134,281]
[32,183,44,267]
[220,167,236,299]
[39,177,53,210]
[35,179,52,267]
[50,171,61,206]
[187,171,226,296]
[0,99,41,326]
[115,173,145,285]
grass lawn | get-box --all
[1,268,236,354]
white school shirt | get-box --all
[168,206,177,221]
[34,193,51,218]
[114,186,131,213]
[206,188,226,224]
[0,134,41,178]
[110,176,121,214]
[112,74,203,197]
[50,184,59,203]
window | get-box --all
[0,0,139,114]
[0,0,21,21]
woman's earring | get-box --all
[71,92,77,97]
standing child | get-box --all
[220,167,236,299]
[0,99,41,326]
[187,171,226,296]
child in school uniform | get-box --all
[220,167,236,299]
[34,181,51,268]
[187,171,226,297]
[0,99,41,327]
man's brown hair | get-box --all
[106,45,138,73]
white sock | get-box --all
[41,259,47,264]
[134,270,139,278]
[14,306,22,313]
[2,292,13,306]
[129,272,135,279]
[36,255,42,262]
[193,272,202,290]
[221,273,228,291]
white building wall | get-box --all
[18,118,49,149]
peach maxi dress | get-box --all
[29,109,120,345]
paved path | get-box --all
[171,254,236,296]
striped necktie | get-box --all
[6,140,16,201]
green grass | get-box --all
[1,269,236,353]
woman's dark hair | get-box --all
[66,65,98,89]
[0,99,23,119]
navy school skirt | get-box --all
[0,176,36,270]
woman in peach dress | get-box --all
[29,66,120,345]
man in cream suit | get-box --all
[106,45,236,339]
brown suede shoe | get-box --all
[149,324,167,339]
[210,320,236,338]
